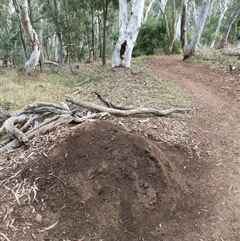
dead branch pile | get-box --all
[0,93,191,153]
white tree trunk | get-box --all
[55,34,63,63]
[156,0,168,22]
[54,0,63,63]
[7,0,14,32]
[175,11,182,39]
[4,0,15,65]
[38,5,44,62]
[112,0,145,68]
[210,0,233,48]
[19,0,40,72]
[143,0,156,23]
[206,0,216,23]
[191,0,200,27]
[217,1,240,49]
[183,0,210,59]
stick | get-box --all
[0,232,11,241]
[72,112,110,123]
[94,92,133,110]
[43,60,59,66]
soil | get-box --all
[1,56,240,241]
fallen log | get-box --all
[0,108,11,123]
[0,115,73,153]
[65,95,191,117]
[17,102,72,115]
[43,61,59,66]
[0,115,29,144]
[222,51,240,57]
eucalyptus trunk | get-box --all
[112,0,145,68]
[102,0,110,65]
[55,33,63,63]
[19,0,40,72]
[53,0,63,63]
[217,2,240,49]
[210,0,233,48]
[4,0,14,65]
[181,0,210,60]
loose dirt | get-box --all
[1,56,240,241]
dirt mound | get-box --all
[22,120,188,241]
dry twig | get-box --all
[0,232,11,241]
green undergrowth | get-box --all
[0,60,190,112]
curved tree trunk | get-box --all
[217,2,240,49]
[210,0,233,48]
[181,0,210,60]
[111,0,145,68]
[19,0,40,72]
[156,0,168,22]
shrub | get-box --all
[133,19,181,57]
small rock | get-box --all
[35,213,43,223]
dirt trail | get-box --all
[144,56,240,240]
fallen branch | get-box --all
[94,92,133,110]
[17,102,72,115]
[0,108,11,123]
[43,61,59,66]
[0,115,73,153]
[72,112,110,123]
[20,114,41,132]
[222,51,240,57]
[0,115,29,144]
[66,95,191,117]
[0,136,13,147]
[0,232,11,241]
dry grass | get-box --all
[188,47,240,69]
[0,70,74,110]
[0,57,190,113]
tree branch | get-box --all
[93,92,133,110]
[65,95,191,117]
[0,115,73,153]
[0,108,11,123]
[17,102,73,115]
[0,114,29,144]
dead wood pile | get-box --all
[0,93,190,153]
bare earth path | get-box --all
[143,56,240,240]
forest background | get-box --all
[0,0,240,71]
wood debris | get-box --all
[0,93,191,153]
